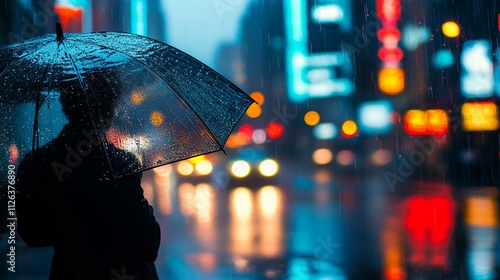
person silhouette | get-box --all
[16,72,161,280]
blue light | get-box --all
[433,49,455,69]
[284,0,353,102]
[312,4,344,24]
[131,0,148,36]
[358,101,393,134]
[402,24,430,51]
[313,123,338,140]
[461,40,493,98]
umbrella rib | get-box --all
[59,40,119,180]
[0,40,52,83]
[75,39,226,153]
[32,44,58,151]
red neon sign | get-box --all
[376,0,401,25]
[55,5,83,32]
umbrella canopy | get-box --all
[0,24,254,183]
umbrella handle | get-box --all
[56,23,64,42]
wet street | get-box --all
[2,162,499,280]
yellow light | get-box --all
[427,109,448,133]
[246,103,262,118]
[150,111,164,126]
[226,132,252,148]
[304,111,320,126]
[177,161,194,176]
[342,120,358,137]
[378,67,405,95]
[195,159,213,175]
[404,109,448,135]
[194,183,215,224]
[231,187,253,219]
[312,148,333,165]
[462,102,500,131]
[130,90,145,105]
[465,196,498,227]
[231,160,251,178]
[258,159,279,177]
[188,155,206,164]
[250,91,265,105]
[153,165,173,177]
[257,186,280,218]
[178,183,196,216]
[442,21,460,38]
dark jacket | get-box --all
[16,125,161,280]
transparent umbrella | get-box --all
[0,24,254,183]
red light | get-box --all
[405,195,454,266]
[498,14,500,32]
[266,123,283,139]
[377,27,401,43]
[239,124,254,141]
[404,110,448,135]
[376,0,401,24]
[55,5,83,32]
[378,47,404,62]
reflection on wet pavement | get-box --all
[2,165,500,279]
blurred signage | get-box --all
[313,123,338,140]
[376,0,404,95]
[358,100,393,134]
[131,0,148,36]
[285,0,354,102]
[404,109,448,135]
[55,0,91,32]
[405,195,455,266]
[55,5,83,32]
[465,195,498,227]
[464,191,498,280]
[461,101,500,132]
[460,40,494,98]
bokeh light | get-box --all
[258,159,279,177]
[177,161,194,176]
[378,67,405,95]
[442,21,460,38]
[433,49,455,69]
[337,150,355,166]
[371,149,393,166]
[252,129,267,144]
[250,91,265,105]
[246,103,262,118]
[266,122,284,138]
[313,123,337,140]
[239,125,254,142]
[312,148,333,165]
[130,90,145,105]
[195,159,213,175]
[150,111,165,126]
[462,102,500,131]
[341,120,358,138]
[304,111,321,126]
[188,155,206,164]
[231,160,251,178]
[153,165,173,177]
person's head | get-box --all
[59,71,120,129]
